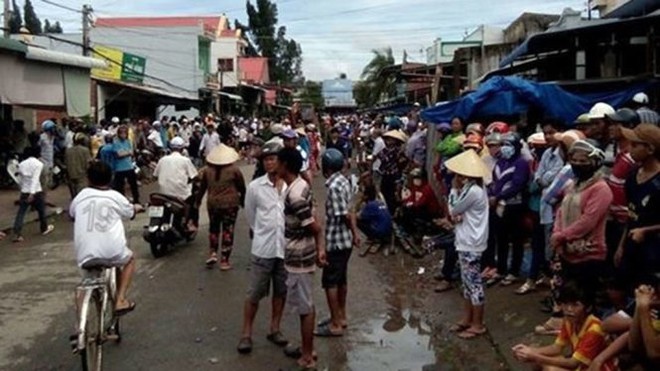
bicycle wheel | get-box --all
[80,292,103,371]
[104,269,121,342]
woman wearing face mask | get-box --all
[551,140,613,302]
[487,132,531,286]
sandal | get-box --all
[284,345,318,360]
[313,324,343,337]
[500,274,518,286]
[114,301,136,316]
[434,280,453,293]
[534,317,562,336]
[317,318,347,329]
[205,256,218,268]
[485,274,502,286]
[515,280,536,295]
[219,259,232,271]
[457,327,487,340]
[13,235,24,243]
[266,331,289,346]
[237,337,253,354]
[448,323,470,333]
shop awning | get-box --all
[26,46,107,69]
[219,91,243,101]
[94,77,200,104]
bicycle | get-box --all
[72,261,122,371]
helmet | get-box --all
[260,141,283,158]
[42,120,56,132]
[410,168,424,178]
[170,136,186,149]
[606,108,640,126]
[633,92,649,104]
[486,121,509,135]
[465,123,484,136]
[588,102,615,120]
[485,132,503,145]
[322,148,345,173]
[111,117,120,124]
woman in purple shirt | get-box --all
[487,133,530,286]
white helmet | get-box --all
[633,92,649,105]
[111,117,120,124]
[588,102,615,120]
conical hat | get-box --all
[445,149,490,179]
[383,130,408,143]
[206,144,240,165]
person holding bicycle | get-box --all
[70,161,143,316]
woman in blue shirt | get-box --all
[113,125,140,204]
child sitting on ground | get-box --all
[512,281,617,370]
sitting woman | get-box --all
[512,281,617,371]
[356,183,392,256]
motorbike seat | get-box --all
[149,193,186,212]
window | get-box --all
[218,58,234,72]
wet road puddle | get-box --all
[347,309,436,370]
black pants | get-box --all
[13,192,48,235]
[113,170,140,203]
[496,204,525,276]
[381,174,399,215]
[441,242,459,281]
[481,210,498,268]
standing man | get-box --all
[237,142,289,354]
[113,125,140,204]
[200,122,221,160]
[315,149,359,337]
[65,133,92,199]
[276,148,326,370]
[39,120,57,190]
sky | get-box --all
[30,0,588,81]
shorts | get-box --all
[458,251,484,306]
[247,256,287,303]
[286,272,314,316]
[322,249,352,289]
[79,248,134,278]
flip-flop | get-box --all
[205,256,218,269]
[317,318,348,329]
[283,345,318,360]
[114,301,136,316]
[448,323,470,333]
[457,327,487,340]
[313,324,343,337]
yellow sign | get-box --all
[91,45,123,80]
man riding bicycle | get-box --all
[70,161,142,315]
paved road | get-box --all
[0,167,527,371]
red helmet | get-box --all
[486,121,509,135]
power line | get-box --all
[39,0,83,14]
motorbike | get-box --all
[143,193,197,258]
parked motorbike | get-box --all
[143,193,197,258]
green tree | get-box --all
[52,21,63,33]
[23,0,42,34]
[245,0,303,85]
[43,19,63,33]
[233,19,258,56]
[298,81,324,109]
[43,19,51,32]
[9,0,22,34]
[358,47,396,107]
[339,73,347,79]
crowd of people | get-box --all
[2,89,659,369]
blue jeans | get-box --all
[13,192,48,236]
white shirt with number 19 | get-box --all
[70,187,135,267]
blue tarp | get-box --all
[421,76,655,126]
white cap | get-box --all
[152,120,161,127]
[588,102,615,120]
[170,137,185,148]
[111,117,120,124]
[414,102,421,107]
[633,92,649,104]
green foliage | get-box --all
[298,81,324,109]
[43,19,63,33]
[23,0,42,34]
[356,48,397,108]
[245,0,303,85]
[9,0,22,33]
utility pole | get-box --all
[4,0,11,38]
[82,4,92,56]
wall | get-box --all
[91,26,204,93]
[504,13,560,44]
[593,0,630,16]
[210,37,241,88]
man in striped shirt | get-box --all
[277,147,326,370]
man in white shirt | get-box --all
[200,123,221,159]
[237,141,289,354]
[147,121,164,153]
[371,129,386,188]
[153,137,199,230]
[12,147,54,242]
[70,161,142,315]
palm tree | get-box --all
[359,47,396,107]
